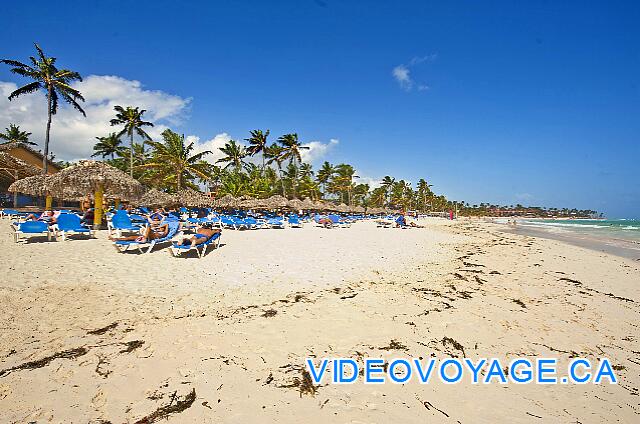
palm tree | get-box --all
[245,129,270,171]
[0,124,36,146]
[265,143,287,197]
[216,140,248,172]
[276,133,309,165]
[92,132,123,160]
[332,164,359,205]
[380,176,395,206]
[142,129,212,191]
[109,105,154,177]
[416,178,433,211]
[1,43,85,173]
[316,161,334,197]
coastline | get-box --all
[498,222,640,261]
[1,218,638,423]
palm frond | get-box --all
[7,81,41,99]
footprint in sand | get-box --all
[91,388,107,410]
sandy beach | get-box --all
[1,218,639,423]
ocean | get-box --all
[498,219,640,260]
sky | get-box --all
[1,0,639,218]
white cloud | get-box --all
[392,54,435,92]
[355,175,383,188]
[0,75,191,160]
[300,138,339,164]
[392,65,413,91]
[188,133,234,164]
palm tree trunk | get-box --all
[278,166,286,197]
[43,86,53,174]
[129,132,134,178]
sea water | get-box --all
[498,218,640,259]
[519,219,640,244]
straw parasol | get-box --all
[313,200,329,211]
[213,194,238,209]
[47,160,144,200]
[174,188,212,207]
[336,203,349,213]
[8,174,50,197]
[300,198,316,210]
[287,198,304,210]
[138,189,178,207]
[265,195,290,209]
[238,196,259,209]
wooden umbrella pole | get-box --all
[94,185,104,228]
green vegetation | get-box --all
[1,43,85,173]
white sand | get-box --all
[0,218,638,423]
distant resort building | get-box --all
[0,142,60,207]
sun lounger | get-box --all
[13,220,52,243]
[288,216,303,228]
[266,217,285,229]
[53,213,95,241]
[169,232,221,258]
[108,211,143,237]
[1,209,26,219]
[113,221,181,254]
[328,214,351,228]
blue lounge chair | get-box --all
[1,209,26,219]
[113,221,181,254]
[54,213,95,241]
[328,214,351,228]
[108,211,142,237]
[169,232,221,258]
[288,216,303,228]
[13,221,51,243]
[266,217,285,229]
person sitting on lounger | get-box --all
[317,217,333,228]
[110,222,170,242]
[147,208,166,223]
[176,224,221,247]
[25,210,60,225]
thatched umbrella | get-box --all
[45,160,145,225]
[352,205,365,214]
[287,198,304,210]
[313,200,329,211]
[138,189,178,207]
[238,196,259,209]
[300,198,316,210]
[174,188,212,207]
[335,203,349,213]
[8,174,50,197]
[265,195,290,209]
[213,194,238,209]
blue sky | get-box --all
[2,0,639,217]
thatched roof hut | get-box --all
[0,152,41,182]
[46,160,144,200]
[174,188,212,207]
[138,189,178,207]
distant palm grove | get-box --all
[2,44,599,218]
